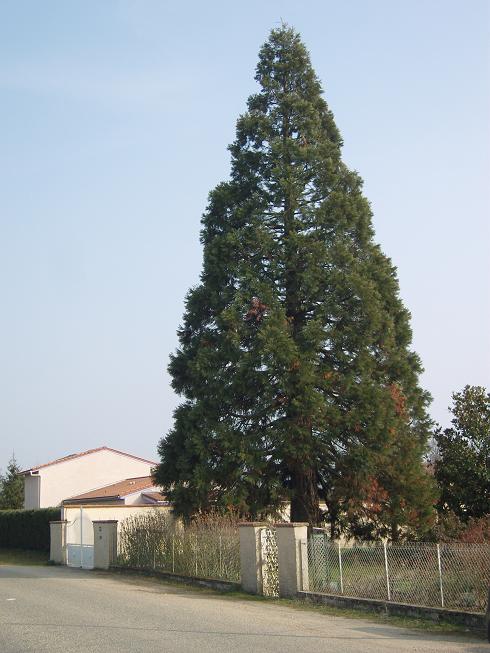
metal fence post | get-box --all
[195,534,198,576]
[436,544,444,607]
[383,542,391,601]
[219,534,222,578]
[338,543,344,595]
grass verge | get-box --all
[107,568,484,639]
[0,548,49,565]
[250,595,482,636]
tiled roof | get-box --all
[64,476,157,502]
[21,446,157,474]
[141,491,167,503]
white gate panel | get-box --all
[67,543,81,567]
[66,508,94,569]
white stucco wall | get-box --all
[33,449,156,508]
[63,504,173,546]
[24,474,41,510]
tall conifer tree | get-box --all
[155,26,433,528]
[0,454,24,510]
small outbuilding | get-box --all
[61,476,171,569]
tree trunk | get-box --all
[290,468,321,524]
[328,500,339,539]
[390,521,399,542]
[281,102,320,526]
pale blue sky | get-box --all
[0,1,489,470]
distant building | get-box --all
[20,446,157,509]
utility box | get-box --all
[93,520,118,570]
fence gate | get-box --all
[66,507,94,569]
[259,527,279,597]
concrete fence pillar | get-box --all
[239,522,268,594]
[275,522,309,597]
[93,520,118,570]
[49,520,67,565]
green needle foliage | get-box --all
[434,385,490,521]
[0,454,24,510]
[155,26,434,531]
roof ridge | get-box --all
[21,446,158,473]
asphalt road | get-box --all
[0,565,486,653]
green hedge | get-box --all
[0,508,61,551]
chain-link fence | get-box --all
[308,534,490,612]
[117,511,240,583]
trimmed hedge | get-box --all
[0,508,61,551]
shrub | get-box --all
[0,508,61,551]
[432,511,490,543]
[118,509,241,581]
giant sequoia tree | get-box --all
[155,26,434,529]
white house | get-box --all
[21,446,158,509]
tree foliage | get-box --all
[155,26,433,531]
[434,385,490,521]
[431,511,490,543]
[0,454,24,510]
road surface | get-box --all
[0,565,486,652]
